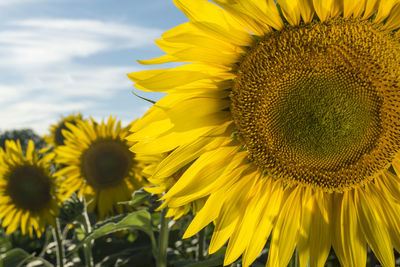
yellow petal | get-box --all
[377,171,400,204]
[2,208,17,227]
[162,145,242,202]
[238,0,284,30]
[172,0,252,46]
[298,0,315,23]
[296,189,313,267]
[332,192,367,266]
[151,122,232,180]
[25,140,35,163]
[224,178,270,265]
[363,0,381,19]
[312,0,342,21]
[5,210,22,234]
[355,189,395,267]
[213,0,270,36]
[171,47,241,67]
[267,187,302,267]
[309,191,332,267]
[242,180,284,266]
[20,212,30,236]
[371,181,400,253]
[383,3,400,31]
[276,0,301,26]
[132,119,229,154]
[209,172,257,254]
[137,54,177,65]
[133,69,219,91]
[343,0,366,18]
[184,184,231,238]
[0,205,15,219]
[130,94,188,132]
[375,0,400,22]
[182,166,247,238]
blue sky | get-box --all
[0,0,187,134]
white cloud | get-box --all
[24,65,143,98]
[0,94,91,134]
[0,17,162,134]
[0,19,162,68]
[0,85,22,102]
[0,0,48,6]
[0,64,148,134]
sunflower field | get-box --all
[3,0,400,266]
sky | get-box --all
[0,0,188,134]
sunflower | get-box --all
[139,154,206,220]
[127,0,400,266]
[55,116,152,219]
[0,140,60,237]
[44,113,84,147]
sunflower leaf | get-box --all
[0,248,53,267]
[0,248,31,267]
[120,189,149,208]
[68,210,155,256]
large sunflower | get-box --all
[55,117,151,219]
[44,113,84,147]
[0,140,60,237]
[128,0,400,266]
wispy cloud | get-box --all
[0,19,162,68]
[23,65,143,98]
[0,93,91,133]
[0,18,162,134]
[0,0,49,6]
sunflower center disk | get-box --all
[7,165,51,212]
[82,140,133,189]
[231,18,400,191]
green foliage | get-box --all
[0,248,52,267]
[85,210,154,244]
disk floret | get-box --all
[7,165,52,212]
[81,139,134,189]
[231,18,400,191]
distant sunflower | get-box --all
[128,0,400,266]
[44,113,83,147]
[55,117,149,219]
[0,140,60,237]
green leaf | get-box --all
[0,248,53,267]
[88,210,153,240]
[0,248,31,267]
[123,190,149,208]
[69,210,155,255]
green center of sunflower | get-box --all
[7,165,52,212]
[231,18,400,191]
[81,140,134,189]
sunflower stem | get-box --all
[157,208,169,267]
[82,207,94,267]
[198,228,206,261]
[52,218,65,267]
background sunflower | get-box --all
[44,113,84,147]
[0,140,60,237]
[55,116,153,219]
